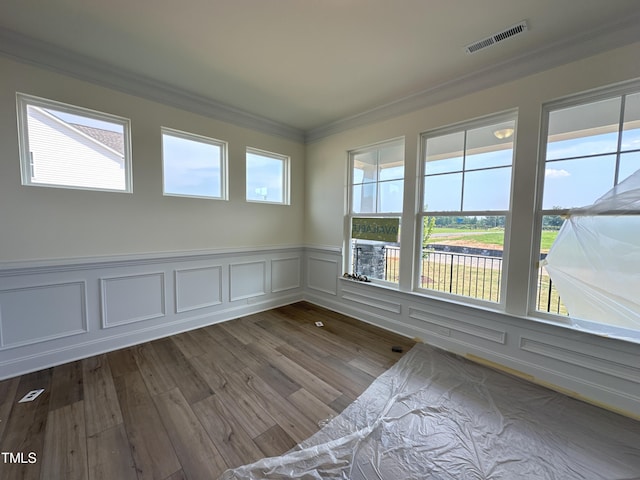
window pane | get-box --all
[546,97,621,160]
[246,151,285,203]
[543,156,616,209]
[622,92,640,151]
[619,152,640,183]
[425,132,464,174]
[162,131,223,198]
[350,138,404,215]
[378,179,403,212]
[536,217,568,315]
[419,215,505,303]
[22,99,128,191]
[353,151,377,184]
[466,121,515,169]
[424,173,462,211]
[378,142,404,180]
[463,167,512,211]
[352,183,376,214]
[351,237,400,283]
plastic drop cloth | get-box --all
[542,169,640,340]
[220,343,640,480]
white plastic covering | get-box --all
[543,169,640,340]
[220,343,640,480]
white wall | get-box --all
[0,56,306,380]
[0,56,305,263]
[304,43,640,418]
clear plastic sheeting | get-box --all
[220,343,640,480]
[543,169,640,340]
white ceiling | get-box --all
[1,0,640,139]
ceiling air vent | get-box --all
[465,20,529,54]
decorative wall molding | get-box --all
[341,286,402,314]
[0,281,88,349]
[229,261,267,301]
[520,337,640,384]
[307,256,339,295]
[305,12,640,142]
[0,27,304,143]
[1,243,638,416]
[303,245,640,417]
[409,307,506,344]
[0,244,301,276]
[4,9,638,146]
[271,257,301,293]
[0,246,304,380]
[100,272,166,328]
[175,265,223,313]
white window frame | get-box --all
[245,147,290,205]
[416,111,517,308]
[161,127,228,200]
[16,93,132,193]
[531,79,640,321]
[345,137,404,286]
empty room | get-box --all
[1,1,639,479]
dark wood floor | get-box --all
[0,302,414,480]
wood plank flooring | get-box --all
[0,302,414,480]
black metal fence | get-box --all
[380,246,566,314]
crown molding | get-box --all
[2,10,639,146]
[305,11,640,143]
[0,27,305,143]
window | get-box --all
[535,84,640,331]
[17,93,131,192]
[347,138,404,284]
[246,148,290,204]
[418,113,516,304]
[162,127,227,199]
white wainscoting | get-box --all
[0,246,303,379]
[101,272,166,328]
[229,261,266,301]
[2,244,638,419]
[175,265,223,313]
[0,281,88,348]
[303,246,640,419]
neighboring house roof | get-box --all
[69,123,125,156]
[29,106,124,158]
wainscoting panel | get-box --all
[409,307,506,344]
[0,247,303,380]
[101,272,166,328]
[229,261,266,301]
[520,336,640,384]
[271,257,301,293]
[307,256,339,296]
[341,285,402,315]
[0,281,87,348]
[175,265,222,313]
[303,246,640,419]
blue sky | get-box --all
[352,126,640,214]
[162,133,222,198]
[543,129,640,209]
[246,152,284,203]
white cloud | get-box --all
[545,168,570,179]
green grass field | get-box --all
[429,228,559,252]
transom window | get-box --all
[418,113,516,304]
[162,127,227,200]
[246,148,290,204]
[16,93,132,192]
